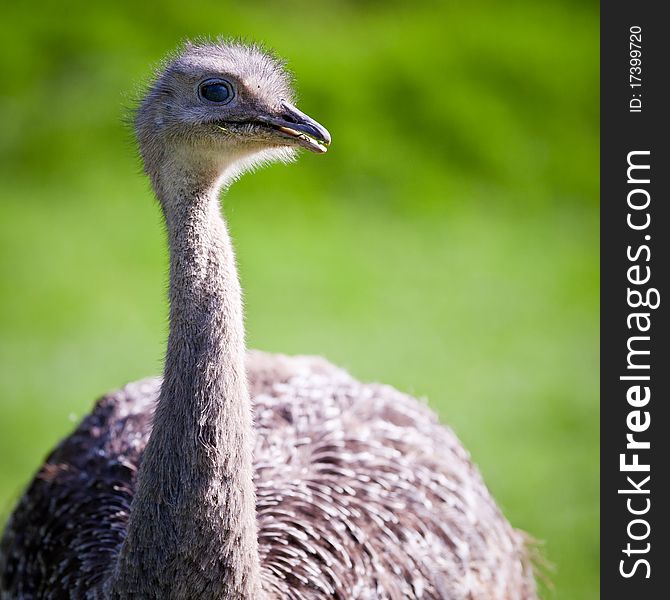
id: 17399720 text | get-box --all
[629,25,643,113]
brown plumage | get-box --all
[1,352,534,599]
[0,41,536,599]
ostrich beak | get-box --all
[258,101,331,154]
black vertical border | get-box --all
[601,2,669,598]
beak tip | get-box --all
[322,130,332,146]
[279,100,331,149]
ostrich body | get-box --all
[0,42,536,599]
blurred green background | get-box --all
[0,1,599,598]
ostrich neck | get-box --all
[108,165,262,599]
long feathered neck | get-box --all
[107,159,262,599]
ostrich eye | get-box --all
[199,79,234,104]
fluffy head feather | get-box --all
[134,40,329,192]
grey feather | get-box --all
[1,354,535,599]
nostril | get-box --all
[281,112,299,124]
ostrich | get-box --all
[0,41,536,599]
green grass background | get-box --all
[0,1,599,597]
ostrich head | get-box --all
[135,40,331,189]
